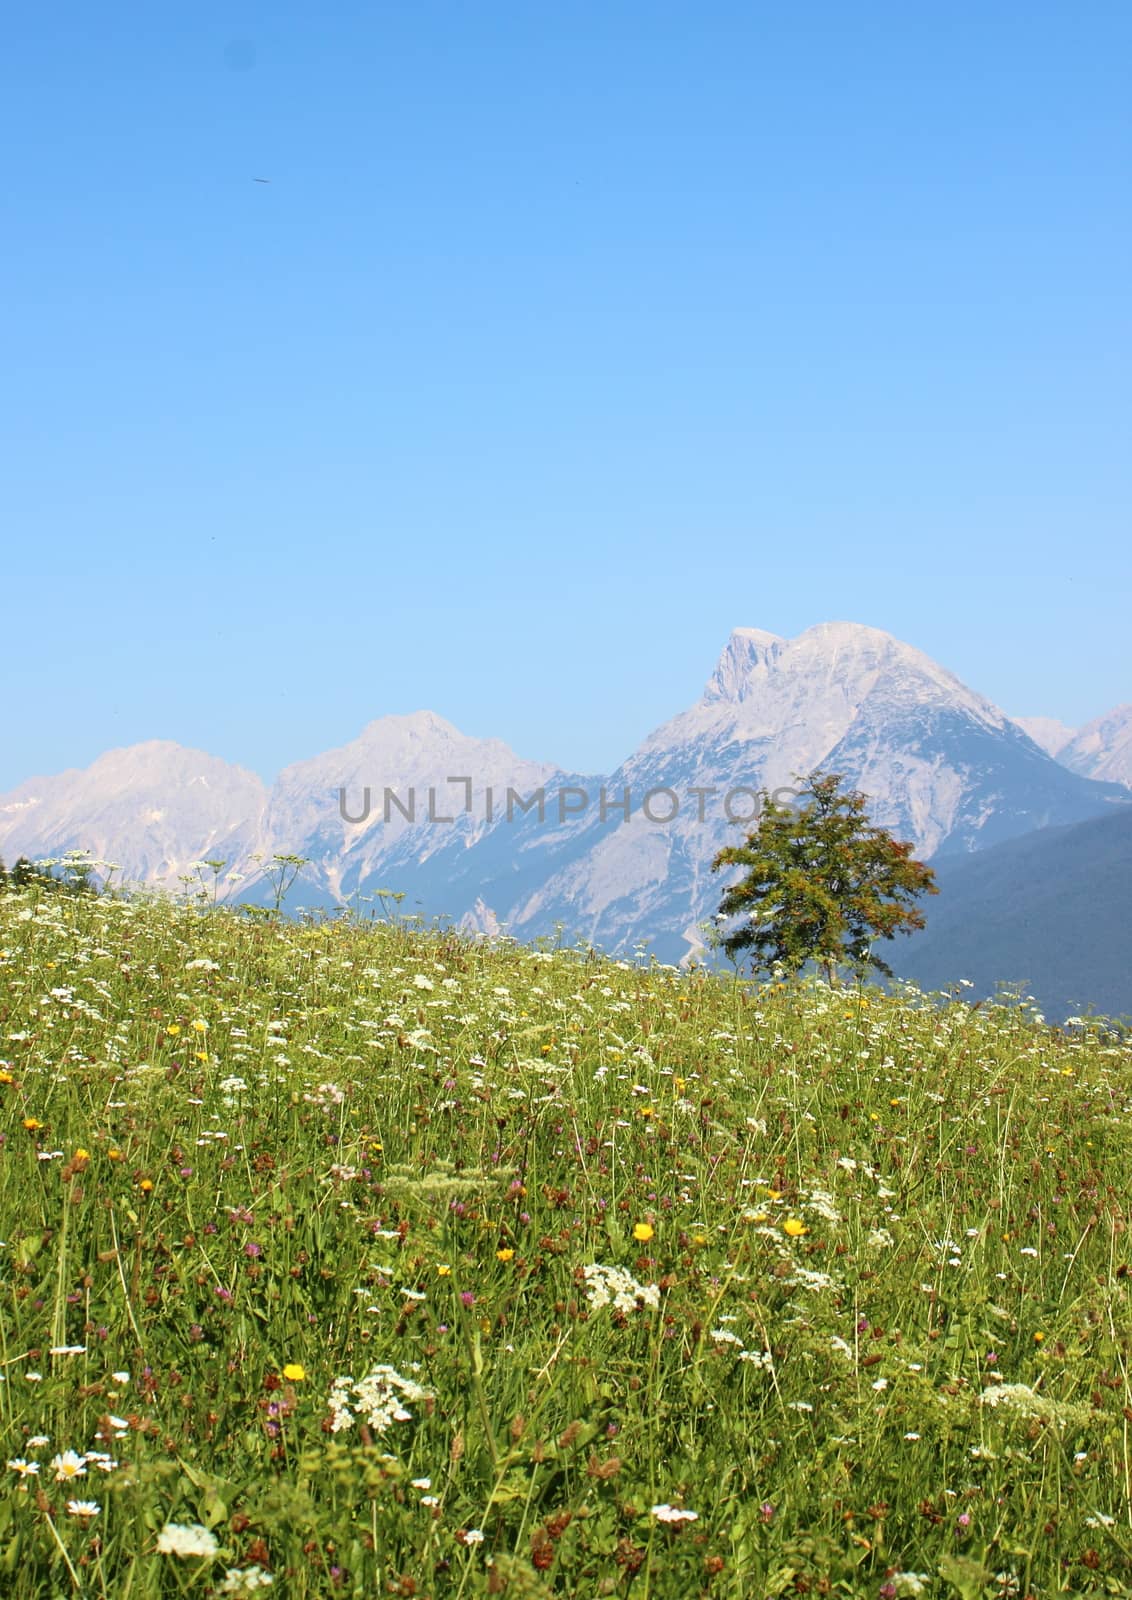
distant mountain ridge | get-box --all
[2,625,1128,979]
[890,806,1132,1023]
[491,622,1128,961]
[1012,705,1132,788]
[0,742,267,887]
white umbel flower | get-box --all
[156,1523,220,1559]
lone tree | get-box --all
[711,770,936,983]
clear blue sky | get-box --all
[4,1,1130,787]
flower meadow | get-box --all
[2,887,1132,1598]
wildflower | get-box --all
[22,1117,42,1131]
[326,1364,434,1435]
[805,1188,841,1223]
[411,1477,432,1490]
[495,1248,514,1262]
[220,1568,275,1594]
[7,1459,39,1477]
[463,1528,485,1544]
[67,1500,100,1519]
[52,1451,87,1482]
[156,1522,220,1559]
[282,1363,306,1382]
[583,1263,660,1314]
[651,1504,698,1523]
[632,1222,654,1243]
[783,1218,807,1237]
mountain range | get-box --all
[890,806,1132,1023]
[1012,704,1132,788]
[3,622,1129,1013]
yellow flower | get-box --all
[166,1025,181,1037]
[633,1222,655,1243]
[282,1362,306,1382]
[139,1178,154,1193]
[23,1117,42,1131]
[766,1189,782,1201]
[195,1051,208,1062]
[192,1020,208,1033]
[107,1148,123,1162]
[0,1070,14,1085]
[1033,1332,1045,1344]
[783,1218,807,1238]
[437,1264,451,1277]
[496,1248,514,1262]
[73,1148,90,1164]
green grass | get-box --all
[2,886,1132,1598]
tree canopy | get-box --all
[710,770,937,981]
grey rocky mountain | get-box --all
[3,626,1126,967]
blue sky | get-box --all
[4,1,1130,787]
